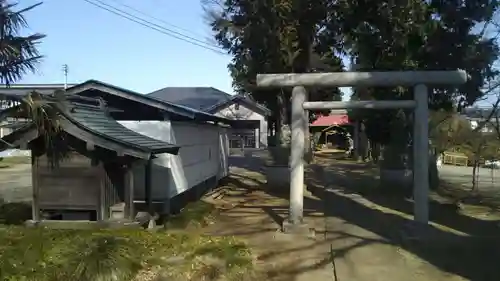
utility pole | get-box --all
[62,64,69,89]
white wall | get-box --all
[118,120,229,201]
[214,103,268,147]
[469,120,494,133]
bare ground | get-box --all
[208,154,500,281]
[203,168,333,281]
[0,163,31,203]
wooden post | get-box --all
[124,165,135,220]
[97,160,106,221]
[145,159,153,216]
[31,154,40,222]
[144,159,155,229]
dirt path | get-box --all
[204,166,334,281]
[0,164,32,202]
[313,157,500,281]
[323,189,462,281]
[215,155,500,281]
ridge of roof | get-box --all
[205,94,272,116]
[146,86,232,112]
[0,97,180,156]
[66,80,231,124]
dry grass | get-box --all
[0,200,256,281]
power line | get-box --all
[108,0,209,40]
[81,0,227,55]
[85,0,225,54]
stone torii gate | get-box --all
[256,71,468,233]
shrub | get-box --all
[0,202,32,225]
[0,227,254,281]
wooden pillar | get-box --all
[91,156,106,221]
[124,165,135,220]
[145,159,153,216]
[144,159,155,229]
[98,161,109,220]
[31,153,40,222]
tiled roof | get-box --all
[63,100,179,154]
[0,96,180,156]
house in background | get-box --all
[461,107,500,133]
[148,87,271,148]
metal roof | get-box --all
[0,80,232,125]
[66,80,231,124]
[311,114,350,127]
[0,84,77,98]
[147,86,271,116]
[147,87,232,112]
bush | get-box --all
[0,227,254,281]
[0,202,32,225]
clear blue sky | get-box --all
[25,0,496,105]
[19,0,235,95]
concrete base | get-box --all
[24,219,141,229]
[379,168,412,193]
[281,220,315,237]
[265,164,290,189]
[399,221,432,242]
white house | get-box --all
[461,107,500,133]
[147,87,271,148]
[467,117,496,133]
[0,80,232,220]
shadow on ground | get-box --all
[225,155,500,281]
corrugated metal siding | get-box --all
[118,120,230,200]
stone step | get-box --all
[109,202,125,220]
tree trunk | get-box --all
[370,141,381,164]
[276,92,286,146]
[429,151,440,190]
[471,146,483,194]
[359,122,369,162]
[472,159,479,193]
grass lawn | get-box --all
[0,156,31,168]
[0,201,256,281]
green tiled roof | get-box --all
[63,101,179,155]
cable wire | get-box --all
[82,0,227,55]
[109,0,210,40]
